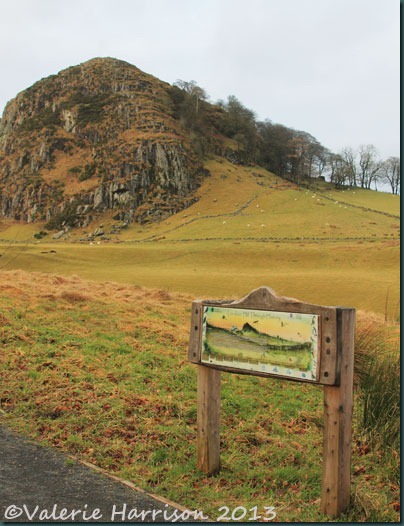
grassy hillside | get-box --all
[112,158,399,242]
[1,157,399,243]
[0,159,399,318]
[0,270,399,522]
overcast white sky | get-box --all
[0,0,400,159]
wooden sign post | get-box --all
[188,287,355,518]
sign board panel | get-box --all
[201,305,320,382]
[188,286,341,385]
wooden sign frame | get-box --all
[189,286,341,385]
[188,287,355,517]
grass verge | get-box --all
[0,270,399,522]
[0,239,400,319]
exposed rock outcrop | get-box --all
[0,57,208,227]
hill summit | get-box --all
[0,57,211,227]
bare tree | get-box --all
[380,157,400,194]
[358,144,383,189]
[328,153,350,187]
[314,147,330,179]
[295,131,328,179]
[340,147,357,186]
[174,80,207,113]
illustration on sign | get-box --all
[201,306,319,381]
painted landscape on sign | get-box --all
[201,306,319,381]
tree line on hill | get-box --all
[170,81,400,195]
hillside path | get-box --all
[0,423,203,523]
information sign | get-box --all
[201,305,320,382]
[188,286,355,517]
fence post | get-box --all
[197,365,221,475]
[321,308,355,516]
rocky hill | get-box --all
[0,58,214,228]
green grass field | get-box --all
[0,238,399,318]
[0,270,400,522]
[0,160,400,521]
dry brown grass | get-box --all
[353,309,400,452]
[0,269,192,323]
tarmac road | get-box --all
[0,424,204,523]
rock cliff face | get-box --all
[0,58,208,227]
